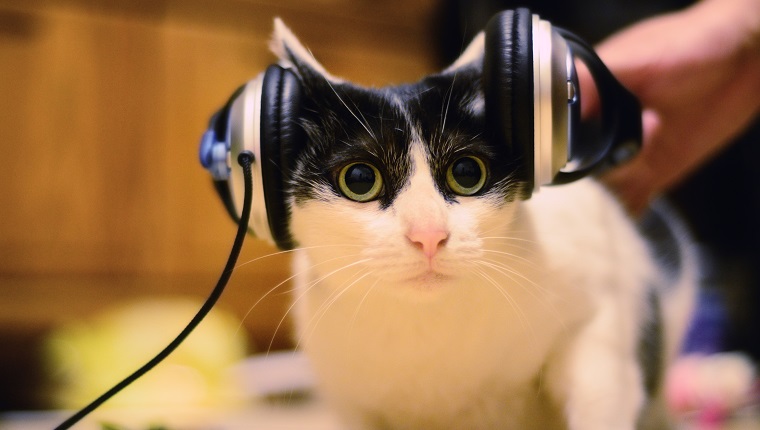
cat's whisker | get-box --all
[474,258,541,288]
[324,79,378,143]
[473,258,556,311]
[440,71,456,135]
[236,252,365,337]
[348,276,380,330]
[353,101,378,143]
[298,269,376,349]
[291,244,366,253]
[469,131,483,142]
[475,257,559,302]
[473,259,568,331]
[480,235,539,244]
[378,100,385,141]
[481,248,540,268]
[267,257,374,353]
[234,243,364,270]
[234,248,295,270]
[479,236,540,255]
[472,264,564,355]
[471,267,535,340]
[306,268,372,328]
[234,274,298,339]
[476,222,530,238]
[413,86,435,97]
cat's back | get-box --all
[523,177,696,337]
[524,178,657,289]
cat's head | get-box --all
[273,20,528,291]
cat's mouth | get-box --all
[393,252,465,287]
[402,269,455,286]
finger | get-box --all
[641,109,661,149]
[574,59,600,119]
[599,109,662,215]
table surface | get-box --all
[3,352,758,430]
[3,404,760,430]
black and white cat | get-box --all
[271,20,696,430]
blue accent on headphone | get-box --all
[199,114,230,181]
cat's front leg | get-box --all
[545,305,646,430]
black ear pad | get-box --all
[483,8,534,196]
[260,65,305,250]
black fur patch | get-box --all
[404,65,522,203]
[636,204,683,399]
[637,289,664,398]
[637,206,682,284]
[287,59,526,208]
[290,79,413,209]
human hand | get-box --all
[580,0,760,214]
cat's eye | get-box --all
[447,156,486,196]
[338,162,383,202]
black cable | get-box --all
[55,151,255,430]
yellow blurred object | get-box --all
[44,297,251,411]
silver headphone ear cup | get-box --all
[485,8,574,196]
[533,16,572,190]
[227,72,274,244]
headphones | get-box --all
[199,8,642,250]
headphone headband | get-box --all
[552,27,642,184]
[199,9,642,249]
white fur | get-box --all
[289,165,692,430]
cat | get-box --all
[270,19,697,430]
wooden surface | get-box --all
[0,0,441,409]
[0,0,439,275]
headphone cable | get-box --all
[55,151,255,430]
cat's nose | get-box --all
[406,228,449,259]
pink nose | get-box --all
[406,228,449,259]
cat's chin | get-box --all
[406,271,452,283]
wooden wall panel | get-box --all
[0,0,441,367]
[0,6,169,273]
[0,0,440,276]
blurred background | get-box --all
[1,0,758,421]
[0,0,442,412]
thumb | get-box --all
[574,59,599,119]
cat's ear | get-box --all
[270,18,342,85]
[442,32,485,74]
